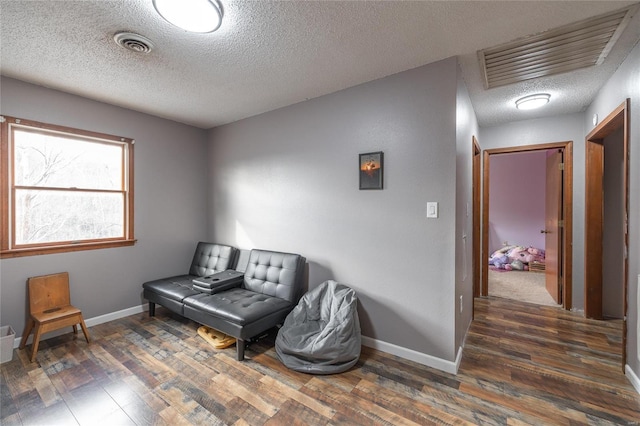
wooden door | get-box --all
[544,149,563,304]
[584,140,604,319]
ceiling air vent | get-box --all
[114,32,154,54]
[479,6,637,89]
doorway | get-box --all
[479,142,573,310]
[584,99,629,369]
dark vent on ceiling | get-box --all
[114,32,154,54]
[479,6,636,89]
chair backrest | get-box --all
[243,249,305,303]
[28,272,71,315]
[188,242,238,276]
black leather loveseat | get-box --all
[143,242,305,361]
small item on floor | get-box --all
[197,325,236,349]
[529,261,546,272]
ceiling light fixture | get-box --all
[153,0,223,33]
[515,93,550,110]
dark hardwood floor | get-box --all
[2,297,639,425]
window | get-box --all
[1,116,135,258]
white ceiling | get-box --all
[1,1,639,129]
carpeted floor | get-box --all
[488,269,560,306]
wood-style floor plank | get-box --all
[1,297,639,425]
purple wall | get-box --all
[489,150,546,254]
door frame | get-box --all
[472,136,481,320]
[584,99,629,369]
[472,136,481,300]
[480,141,573,310]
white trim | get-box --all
[361,336,460,374]
[454,345,463,373]
[84,304,148,328]
[625,364,640,395]
[14,304,148,349]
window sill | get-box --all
[1,239,137,259]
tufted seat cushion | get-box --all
[184,289,293,326]
[183,248,305,360]
[143,242,238,315]
[143,275,199,301]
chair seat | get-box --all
[184,288,293,326]
[32,305,82,323]
[142,275,201,301]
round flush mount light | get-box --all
[153,0,223,33]
[515,93,551,110]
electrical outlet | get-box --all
[459,295,463,313]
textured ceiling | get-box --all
[1,1,639,129]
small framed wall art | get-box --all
[359,151,384,190]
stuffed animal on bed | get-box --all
[506,246,530,270]
[527,246,545,263]
[489,252,510,269]
[489,246,516,270]
[489,245,546,271]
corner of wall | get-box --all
[625,364,640,395]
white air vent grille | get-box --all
[114,32,154,54]
[479,6,636,89]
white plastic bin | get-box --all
[0,326,15,364]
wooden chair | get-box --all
[19,272,90,362]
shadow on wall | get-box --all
[306,261,335,293]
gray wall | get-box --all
[585,40,640,377]
[479,112,586,309]
[0,77,210,338]
[208,58,462,362]
[455,64,477,354]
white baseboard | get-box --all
[361,336,461,374]
[84,304,148,328]
[625,364,640,395]
[16,305,464,376]
[13,304,148,349]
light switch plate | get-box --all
[427,202,438,218]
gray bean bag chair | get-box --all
[275,280,361,374]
